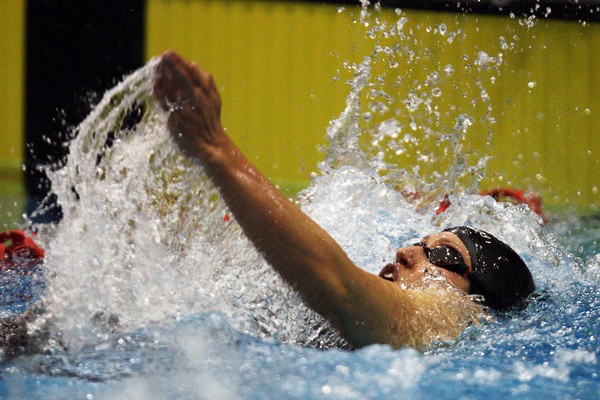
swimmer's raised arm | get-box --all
[154,51,452,348]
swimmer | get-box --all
[0,53,537,357]
[153,51,535,349]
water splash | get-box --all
[31,59,321,349]
[321,6,507,212]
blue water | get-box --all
[2,6,599,399]
[1,168,598,400]
[0,215,598,399]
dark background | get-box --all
[25,0,145,221]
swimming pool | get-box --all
[1,5,598,400]
[1,167,598,399]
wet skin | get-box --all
[378,231,472,294]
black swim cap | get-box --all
[444,226,535,310]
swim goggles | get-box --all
[414,243,470,277]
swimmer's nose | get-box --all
[395,246,421,269]
[378,263,399,282]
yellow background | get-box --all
[1,0,599,213]
[0,0,25,192]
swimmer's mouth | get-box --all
[378,263,399,283]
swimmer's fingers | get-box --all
[155,51,224,158]
[153,60,168,111]
[171,56,222,121]
[154,51,181,110]
[180,56,219,100]
[187,62,203,87]
[187,61,220,107]
[153,72,170,112]
[154,51,199,111]
[154,58,183,112]
[203,70,220,100]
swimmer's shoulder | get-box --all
[390,286,484,349]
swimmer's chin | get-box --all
[378,263,456,291]
[412,272,464,292]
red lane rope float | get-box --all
[0,230,45,271]
[436,188,546,223]
[436,195,452,215]
[479,188,546,222]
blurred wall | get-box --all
[1,1,598,213]
[0,0,25,192]
[146,0,365,192]
[146,0,599,212]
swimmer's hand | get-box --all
[154,50,225,161]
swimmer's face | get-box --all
[378,232,472,293]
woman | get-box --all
[155,50,535,350]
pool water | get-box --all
[1,5,599,400]
[0,173,598,400]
